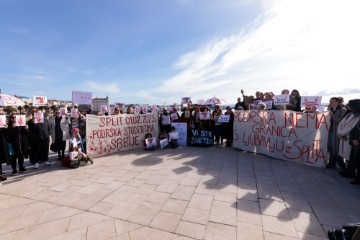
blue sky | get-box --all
[1,0,359,105]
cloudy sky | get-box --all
[0,0,359,105]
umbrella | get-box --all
[0,94,25,106]
[204,96,226,105]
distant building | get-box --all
[14,95,32,105]
[48,99,60,107]
[92,96,110,112]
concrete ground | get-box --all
[0,145,359,240]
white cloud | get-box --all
[153,0,360,104]
[85,81,120,94]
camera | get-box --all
[328,223,360,240]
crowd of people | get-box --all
[1,89,360,186]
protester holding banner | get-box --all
[50,110,70,160]
[290,89,302,112]
[347,101,360,185]
[30,110,51,168]
[6,113,29,174]
[213,108,223,145]
[170,108,180,123]
[199,106,211,130]
[160,108,171,134]
[326,97,347,169]
[223,106,234,147]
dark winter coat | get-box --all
[7,125,29,157]
[0,128,11,165]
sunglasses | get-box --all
[10,116,16,119]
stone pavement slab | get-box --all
[1,146,360,239]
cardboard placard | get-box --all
[0,115,6,128]
[160,138,169,148]
[274,95,290,106]
[218,115,230,123]
[169,132,179,140]
[34,112,44,124]
[161,115,171,125]
[15,115,26,126]
[33,96,48,106]
[189,129,214,146]
[182,97,191,104]
[170,113,178,121]
[199,112,210,120]
[145,137,157,148]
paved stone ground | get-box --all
[0,145,359,240]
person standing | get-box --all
[50,110,70,160]
[234,97,245,110]
[223,106,234,147]
[6,114,29,174]
[326,97,347,169]
[31,110,51,168]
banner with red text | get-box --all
[233,110,330,167]
[86,113,159,157]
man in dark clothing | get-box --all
[234,97,245,110]
[31,110,51,168]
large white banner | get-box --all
[171,122,187,146]
[233,110,330,167]
[72,91,92,104]
[86,113,159,157]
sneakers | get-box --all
[45,161,52,166]
[11,170,18,175]
[33,163,39,169]
[19,167,27,172]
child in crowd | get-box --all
[168,126,179,148]
[143,133,156,151]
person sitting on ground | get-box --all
[68,127,93,167]
[143,133,156,151]
[168,126,179,148]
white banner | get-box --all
[218,115,230,123]
[170,113,178,121]
[273,95,290,106]
[33,96,48,106]
[60,108,67,117]
[0,115,6,128]
[15,115,26,126]
[301,96,322,108]
[233,110,330,167]
[34,112,44,123]
[182,97,191,104]
[86,113,159,157]
[171,122,187,146]
[72,91,92,104]
[264,100,273,109]
[199,112,210,120]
